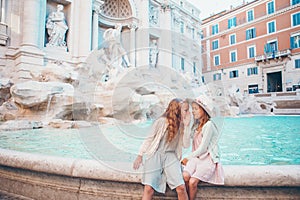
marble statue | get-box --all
[46,4,68,47]
[149,40,159,68]
[103,24,131,68]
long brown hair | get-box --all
[163,98,182,142]
[193,102,210,134]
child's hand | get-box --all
[181,158,188,166]
[133,155,143,170]
[181,102,191,127]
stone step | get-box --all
[0,190,33,200]
[273,108,300,115]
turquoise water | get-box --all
[0,116,299,165]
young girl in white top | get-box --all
[133,99,191,200]
[181,95,224,200]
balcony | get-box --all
[255,49,291,63]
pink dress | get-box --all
[184,130,224,185]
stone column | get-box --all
[128,22,137,67]
[1,0,6,23]
[6,0,45,81]
[159,4,172,68]
[21,0,42,49]
[69,0,92,63]
[92,0,103,50]
[0,0,8,46]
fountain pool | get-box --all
[0,115,299,199]
[0,115,299,165]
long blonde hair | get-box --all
[163,98,182,142]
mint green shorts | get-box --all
[142,151,184,193]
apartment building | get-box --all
[201,0,300,94]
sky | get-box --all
[187,0,255,19]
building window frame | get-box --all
[229,70,239,78]
[180,21,184,33]
[247,9,254,22]
[212,39,219,50]
[247,45,256,58]
[214,55,220,66]
[248,84,259,94]
[230,50,237,63]
[291,0,300,6]
[228,17,237,29]
[193,62,197,74]
[229,33,236,45]
[212,24,219,35]
[291,32,300,49]
[267,0,275,15]
[295,59,300,68]
[213,73,222,81]
[246,27,256,40]
[181,57,185,71]
[247,67,258,76]
[267,20,276,34]
[291,12,300,27]
[264,40,278,54]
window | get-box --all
[264,40,278,53]
[267,21,276,34]
[193,62,197,74]
[248,46,256,58]
[267,1,275,14]
[230,34,236,45]
[247,10,254,22]
[290,33,300,49]
[213,73,222,81]
[292,12,300,27]
[181,57,185,71]
[212,24,219,35]
[212,40,219,50]
[230,50,237,62]
[296,59,300,68]
[292,0,300,5]
[228,17,236,29]
[229,70,239,78]
[246,28,256,40]
[247,67,258,75]
[214,55,220,66]
[248,84,259,94]
[180,21,184,33]
[192,28,195,39]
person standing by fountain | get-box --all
[133,98,191,200]
[181,95,224,200]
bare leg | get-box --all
[189,177,200,200]
[142,185,155,200]
[175,184,188,200]
[182,171,191,194]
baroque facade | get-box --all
[0,0,202,84]
[201,0,300,94]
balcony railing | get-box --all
[255,49,291,62]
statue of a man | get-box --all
[103,24,131,68]
[46,4,68,47]
[149,40,159,68]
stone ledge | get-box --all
[0,148,299,187]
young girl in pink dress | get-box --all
[181,95,224,200]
